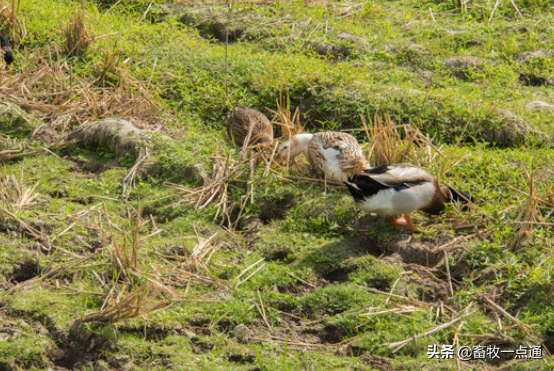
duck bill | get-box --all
[272,154,285,167]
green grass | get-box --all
[1,0,554,370]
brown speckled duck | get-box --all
[227,105,274,147]
[344,163,472,232]
[276,131,370,183]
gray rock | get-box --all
[483,108,549,145]
[336,32,368,45]
[183,163,209,186]
[517,50,549,62]
[444,56,483,69]
[66,119,147,159]
[525,101,554,111]
[312,42,350,58]
[0,103,36,132]
[421,70,434,81]
[232,324,253,343]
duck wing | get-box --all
[311,132,369,173]
[314,132,361,155]
[345,164,434,202]
[364,164,434,188]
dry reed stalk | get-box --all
[62,11,92,57]
[188,231,220,280]
[224,0,234,104]
[508,166,553,250]
[81,284,169,324]
[333,2,364,19]
[0,167,40,213]
[154,254,218,286]
[95,49,119,87]
[0,47,161,127]
[100,203,178,297]
[268,91,303,141]
[0,148,52,161]
[354,284,432,309]
[363,113,443,167]
[0,207,51,250]
[478,294,532,332]
[233,258,265,289]
[0,0,26,44]
[255,290,272,330]
[122,147,151,197]
[488,0,502,23]
[457,333,515,344]
[359,305,422,317]
[388,303,475,352]
[167,147,247,226]
[3,250,104,297]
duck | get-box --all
[344,163,472,232]
[276,131,370,183]
[0,34,13,66]
[227,105,273,148]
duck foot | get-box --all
[404,215,420,233]
[388,215,420,233]
[389,216,407,228]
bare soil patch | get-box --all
[53,322,116,370]
[8,259,40,283]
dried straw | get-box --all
[0,46,161,127]
[268,91,303,141]
[361,113,443,167]
[81,284,169,324]
[0,0,26,45]
[62,11,92,57]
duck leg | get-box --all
[388,215,419,232]
[404,215,420,233]
[388,216,408,228]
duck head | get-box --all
[441,186,473,204]
[275,133,313,164]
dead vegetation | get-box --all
[62,11,92,57]
[0,167,40,213]
[3,2,554,369]
[0,46,161,129]
[1,197,227,327]
[508,164,554,250]
[360,113,442,167]
[0,0,26,45]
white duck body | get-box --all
[354,182,436,216]
[345,163,446,215]
[277,132,369,183]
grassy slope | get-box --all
[1,0,554,370]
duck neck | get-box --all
[292,133,313,157]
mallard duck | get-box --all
[0,34,13,66]
[227,105,273,147]
[344,163,471,232]
[276,132,370,183]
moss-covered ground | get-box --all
[1,0,554,370]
